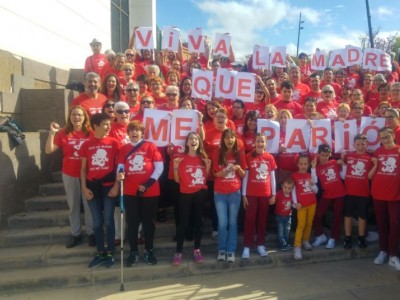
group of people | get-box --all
[44,37,400,270]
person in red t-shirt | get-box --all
[241,134,277,259]
[70,72,107,117]
[297,52,312,85]
[274,178,295,251]
[384,108,400,144]
[102,100,116,120]
[266,78,281,104]
[148,77,167,107]
[316,85,338,121]
[213,129,246,262]
[100,73,124,102]
[292,155,318,260]
[231,99,246,135]
[241,111,260,153]
[304,73,322,104]
[84,39,107,75]
[171,132,211,266]
[289,66,310,103]
[100,52,126,83]
[81,113,121,268]
[116,121,164,266]
[45,105,94,248]
[312,144,346,250]
[370,127,400,270]
[124,82,140,118]
[274,81,303,116]
[339,134,377,249]
[320,67,342,97]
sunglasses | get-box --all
[141,100,153,104]
[323,90,333,94]
[166,93,178,97]
[116,109,130,114]
[126,88,138,92]
[126,53,134,57]
[104,103,114,108]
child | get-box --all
[291,155,318,260]
[81,113,121,268]
[241,133,277,259]
[274,177,295,251]
[312,144,346,249]
[172,132,211,265]
[339,134,377,249]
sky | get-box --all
[157,0,399,60]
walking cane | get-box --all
[119,172,125,292]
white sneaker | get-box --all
[302,241,313,251]
[227,252,235,262]
[374,251,388,265]
[217,250,226,261]
[242,247,250,259]
[293,247,303,260]
[389,256,400,271]
[326,238,336,249]
[257,245,268,257]
[312,234,328,247]
[366,231,379,242]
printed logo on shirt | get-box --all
[92,149,109,167]
[128,154,145,172]
[191,168,205,185]
[301,180,312,192]
[72,140,86,157]
[225,163,236,179]
[324,168,336,181]
[293,90,300,101]
[351,161,366,176]
[381,156,397,173]
[256,163,269,180]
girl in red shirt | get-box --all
[370,127,400,270]
[241,134,277,259]
[213,129,246,262]
[171,132,211,266]
[241,111,260,153]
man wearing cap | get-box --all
[84,39,107,75]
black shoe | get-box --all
[88,252,106,268]
[357,236,367,249]
[343,236,352,249]
[126,251,139,267]
[104,252,115,268]
[66,235,82,248]
[157,210,166,222]
[88,234,95,247]
[143,249,157,265]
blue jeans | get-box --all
[214,190,241,253]
[87,185,116,253]
[275,214,291,245]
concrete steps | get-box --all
[0,178,380,296]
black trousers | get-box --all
[124,195,158,252]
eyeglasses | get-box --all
[323,90,333,94]
[116,109,130,114]
[255,90,264,94]
[71,113,83,117]
[232,106,243,109]
[104,103,114,108]
[126,53,134,57]
[166,93,178,97]
[380,135,392,141]
[126,88,138,92]
[141,100,153,105]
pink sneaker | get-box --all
[194,249,204,263]
[172,253,182,266]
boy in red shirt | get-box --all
[274,177,295,251]
[339,134,378,249]
[81,113,120,268]
[312,144,346,249]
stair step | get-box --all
[25,195,68,211]
[38,182,65,196]
[0,244,378,296]
[8,210,70,229]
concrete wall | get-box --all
[0,132,50,229]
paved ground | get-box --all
[3,258,400,300]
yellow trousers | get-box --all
[294,204,316,247]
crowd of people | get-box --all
[45,36,400,270]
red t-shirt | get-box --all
[100,64,124,83]
[292,82,311,103]
[303,90,322,104]
[117,141,162,197]
[204,127,243,158]
[320,81,342,97]
[372,146,400,201]
[178,154,208,194]
[273,100,303,116]
[277,132,299,171]
[344,152,373,197]
[80,136,120,183]
[242,131,256,153]
[54,129,92,178]
[274,190,293,216]
[292,172,317,207]
[316,101,338,120]
[84,53,107,75]
[109,122,129,145]
[245,101,265,115]
[213,150,246,194]
[244,151,277,197]
[167,145,185,180]
[70,93,107,117]
[316,160,346,199]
